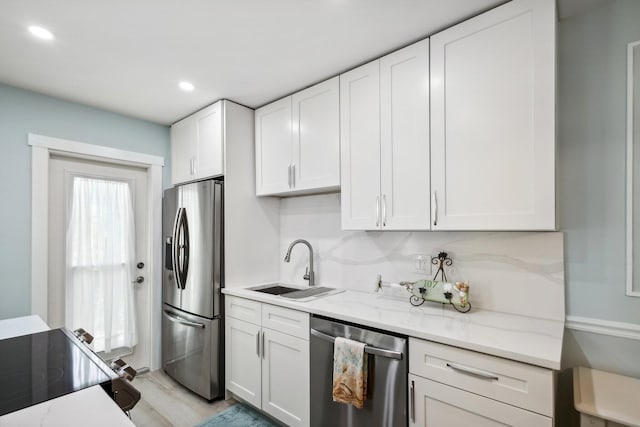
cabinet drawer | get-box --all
[409,338,554,416]
[409,374,552,427]
[262,304,309,340]
[225,296,262,325]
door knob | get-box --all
[133,276,144,284]
[137,262,144,269]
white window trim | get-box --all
[627,40,640,297]
[29,133,164,370]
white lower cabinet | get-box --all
[225,296,309,427]
[409,375,552,427]
[226,317,262,407]
[409,338,554,426]
[261,328,309,426]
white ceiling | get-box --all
[0,1,506,125]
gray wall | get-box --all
[2,0,640,419]
[0,83,170,320]
[558,0,640,424]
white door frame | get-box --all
[29,133,165,370]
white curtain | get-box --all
[65,176,138,353]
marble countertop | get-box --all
[0,386,135,427]
[223,286,564,370]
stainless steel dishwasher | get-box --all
[310,316,408,427]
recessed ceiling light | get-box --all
[179,81,195,92]
[28,25,54,40]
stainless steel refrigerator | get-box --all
[162,179,223,400]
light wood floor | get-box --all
[130,370,236,427]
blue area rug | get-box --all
[195,404,279,427]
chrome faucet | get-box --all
[284,239,315,286]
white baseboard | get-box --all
[566,316,640,341]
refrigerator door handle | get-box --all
[173,207,190,290]
[171,208,183,290]
[180,208,190,290]
[162,309,205,328]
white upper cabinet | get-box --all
[255,97,293,195]
[195,102,224,179]
[171,118,197,186]
[292,77,340,192]
[340,60,381,230]
[430,0,556,230]
[380,40,431,230]
[341,39,430,230]
[171,101,224,185]
[255,77,340,196]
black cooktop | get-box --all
[0,328,116,416]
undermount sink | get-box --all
[279,287,336,300]
[249,284,341,300]
[251,284,301,295]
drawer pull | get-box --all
[446,363,499,381]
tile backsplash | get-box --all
[279,193,564,321]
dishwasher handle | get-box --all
[310,328,403,360]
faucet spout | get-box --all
[283,239,315,286]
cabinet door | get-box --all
[409,375,552,427]
[292,77,340,192]
[380,39,430,230]
[171,118,197,185]
[195,101,224,179]
[262,328,309,427]
[255,97,293,195]
[430,0,556,230]
[340,60,382,230]
[225,317,262,407]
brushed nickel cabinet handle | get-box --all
[292,164,296,188]
[432,191,438,227]
[382,194,387,227]
[256,331,260,356]
[446,362,499,381]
